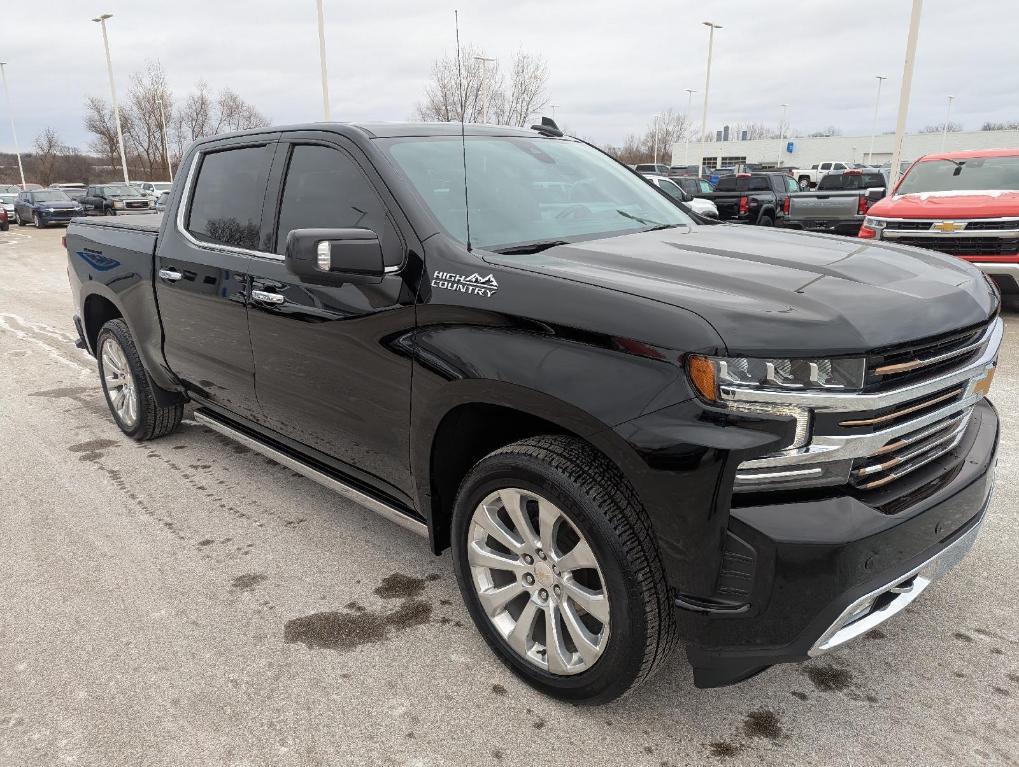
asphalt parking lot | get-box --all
[1,225,1017,767]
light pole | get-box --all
[315,0,331,120]
[474,56,497,123]
[93,14,130,184]
[889,0,924,190]
[653,113,661,165]
[867,75,886,166]
[0,62,26,189]
[683,88,696,165]
[941,94,955,151]
[158,96,173,180]
[778,103,789,166]
[698,21,722,178]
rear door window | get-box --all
[748,177,769,192]
[186,144,273,251]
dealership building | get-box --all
[671,128,1019,171]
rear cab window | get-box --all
[185,144,273,251]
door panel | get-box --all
[154,141,276,422]
[247,139,416,498]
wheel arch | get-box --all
[415,380,650,556]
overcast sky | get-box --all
[3,0,1018,154]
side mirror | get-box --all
[284,228,386,286]
[681,190,693,203]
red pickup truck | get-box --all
[859,148,1019,301]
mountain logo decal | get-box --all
[431,270,499,297]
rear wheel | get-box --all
[451,435,677,704]
[97,319,183,440]
[758,214,774,227]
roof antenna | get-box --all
[454,9,472,252]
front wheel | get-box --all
[15,211,25,226]
[34,214,45,228]
[451,435,677,704]
[97,319,183,440]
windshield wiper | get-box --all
[494,240,570,255]
[616,209,662,227]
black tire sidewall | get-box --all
[96,321,147,439]
[451,450,650,703]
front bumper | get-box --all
[684,397,998,687]
[972,261,1019,293]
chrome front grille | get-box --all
[728,318,1002,498]
[849,409,972,490]
[866,321,993,390]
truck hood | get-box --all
[485,225,996,356]
[870,190,1019,219]
[35,201,79,210]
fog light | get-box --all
[316,241,331,271]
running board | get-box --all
[193,410,428,539]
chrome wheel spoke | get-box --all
[506,599,540,657]
[467,540,526,575]
[101,338,138,428]
[556,539,598,574]
[561,601,603,665]
[564,578,609,624]
[536,498,561,556]
[477,581,525,617]
[544,601,572,674]
[500,488,539,549]
[476,503,525,553]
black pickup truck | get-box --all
[65,121,1001,704]
[700,171,800,225]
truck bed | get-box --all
[71,212,162,234]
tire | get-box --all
[451,435,677,704]
[96,318,183,440]
[34,214,45,229]
[0,220,8,232]
[798,177,811,191]
[15,211,25,226]
[758,214,775,227]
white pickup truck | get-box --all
[793,161,853,190]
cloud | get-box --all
[3,0,1017,153]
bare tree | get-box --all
[982,120,1019,131]
[84,62,270,181]
[416,47,548,127]
[502,52,549,127]
[920,121,963,134]
[32,128,70,186]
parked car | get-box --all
[81,184,153,215]
[0,183,21,194]
[671,176,714,199]
[699,171,799,225]
[707,166,736,187]
[644,174,719,218]
[66,121,1000,704]
[0,192,16,220]
[13,189,83,227]
[634,162,670,175]
[133,181,172,199]
[0,206,8,232]
[783,168,889,236]
[51,183,90,202]
[667,165,700,177]
[861,147,1019,300]
[792,161,853,190]
[155,190,170,212]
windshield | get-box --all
[0,194,16,204]
[896,156,1019,194]
[382,136,693,251]
[32,190,72,202]
[102,184,143,196]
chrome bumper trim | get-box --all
[808,498,990,657]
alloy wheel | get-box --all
[467,487,611,675]
[101,337,138,428]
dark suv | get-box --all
[13,189,83,227]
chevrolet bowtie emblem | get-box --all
[933,221,964,233]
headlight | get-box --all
[862,216,886,230]
[112,200,125,209]
[44,208,54,213]
[688,355,866,401]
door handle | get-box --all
[158,268,183,282]
[251,289,285,305]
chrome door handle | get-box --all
[158,268,182,282]
[251,289,285,305]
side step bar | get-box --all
[193,410,428,539]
